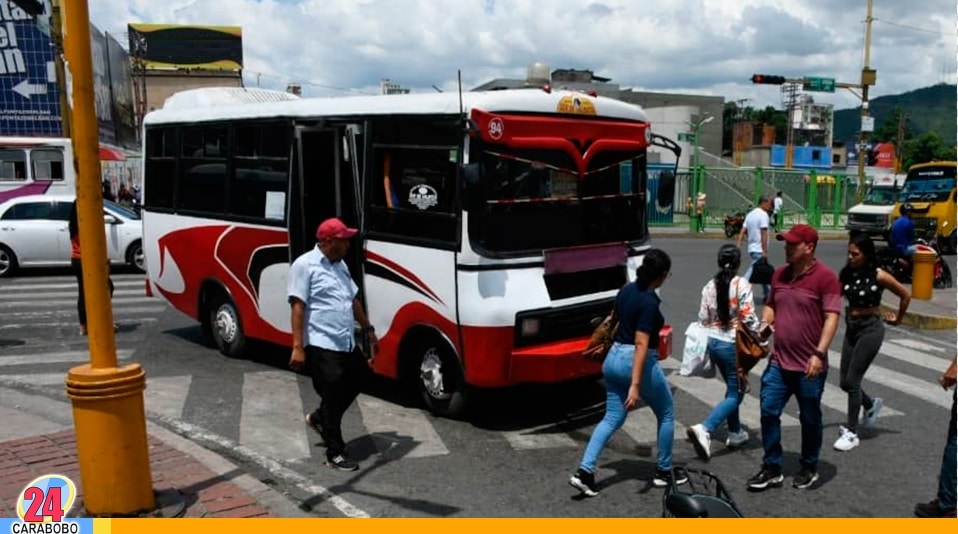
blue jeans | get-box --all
[759,362,826,472]
[938,393,957,511]
[743,251,769,303]
[702,337,744,434]
[579,342,675,473]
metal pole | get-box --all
[62,0,155,515]
[856,0,875,201]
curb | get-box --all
[880,303,958,330]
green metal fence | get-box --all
[680,166,864,232]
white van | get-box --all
[845,173,906,241]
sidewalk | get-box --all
[882,286,957,330]
[0,387,309,519]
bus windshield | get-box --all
[467,145,646,256]
[900,165,957,203]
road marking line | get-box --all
[239,371,310,461]
[500,421,579,450]
[621,405,688,445]
[0,289,146,300]
[155,414,369,518]
[0,349,133,367]
[0,318,159,330]
[0,305,167,318]
[886,338,949,353]
[0,296,158,308]
[880,341,953,371]
[829,350,952,409]
[356,394,450,458]
[661,356,801,428]
[0,280,144,292]
[145,375,193,421]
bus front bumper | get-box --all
[508,339,603,383]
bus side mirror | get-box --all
[104,214,119,225]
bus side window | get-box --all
[0,149,27,181]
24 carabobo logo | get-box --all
[9,474,80,533]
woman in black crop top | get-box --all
[833,232,911,452]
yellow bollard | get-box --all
[911,250,936,300]
[61,0,155,516]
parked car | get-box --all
[0,194,144,277]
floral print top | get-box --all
[698,275,760,343]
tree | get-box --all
[902,131,956,169]
[872,107,912,144]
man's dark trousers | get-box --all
[305,346,365,460]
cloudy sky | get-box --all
[90,0,956,111]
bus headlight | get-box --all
[520,318,540,337]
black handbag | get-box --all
[749,258,774,285]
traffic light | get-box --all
[751,74,787,85]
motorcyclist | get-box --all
[889,203,916,258]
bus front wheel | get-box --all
[414,338,468,419]
[210,295,247,358]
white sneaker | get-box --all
[861,398,883,428]
[833,425,860,451]
[686,424,711,461]
[725,429,749,448]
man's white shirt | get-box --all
[744,207,769,254]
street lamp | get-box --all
[686,115,714,232]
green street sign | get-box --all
[803,76,835,93]
[677,132,694,142]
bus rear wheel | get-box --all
[210,295,247,358]
[413,337,468,419]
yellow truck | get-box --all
[891,160,957,254]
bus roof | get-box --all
[909,160,957,170]
[143,87,650,126]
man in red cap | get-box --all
[287,217,378,472]
[747,224,841,492]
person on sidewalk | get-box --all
[833,232,911,452]
[568,250,687,497]
[747,224,840,492]
[737,195,773,304]
[914,355,957,518]
[69,199,115,336]
[695,192,707,233]
[287,217,379,472]
[772,191,783,231]
[686,244,760,461]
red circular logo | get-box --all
[488,118,504,140]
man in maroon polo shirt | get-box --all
[747,224,841,492]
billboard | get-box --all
[127,24,243,71]
[0,0,61,136]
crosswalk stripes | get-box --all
[240,371,310,461]
[356,394,450,458]
[1,324,954,463]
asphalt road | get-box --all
[0,239,955,518]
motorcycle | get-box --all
[723,211,745,238]
[877,239,953,289]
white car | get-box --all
[0,194,144,277]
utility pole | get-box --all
[61,0,156,516]
[856,0,877,201]
[895,111,907,173]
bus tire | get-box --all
[0,245,18,278]
[412,335,468,419]
[209,294,247,358]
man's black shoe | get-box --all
[792,468,819,489]
[747,466,784,491]
[326,454,359,472]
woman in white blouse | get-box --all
[686,244,760,461]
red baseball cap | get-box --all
[316,217,358,241]
[776,223,818,245]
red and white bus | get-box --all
[141,86,680,418]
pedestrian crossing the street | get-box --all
[0,277,954,466]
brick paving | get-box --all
[0,431,274,518]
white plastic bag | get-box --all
[680,322,714,378]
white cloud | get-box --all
[88,0,957,109]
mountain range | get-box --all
[832,83,956,146]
